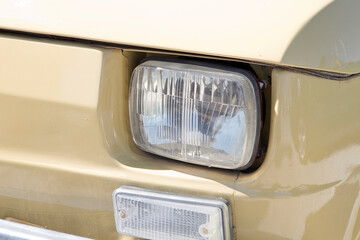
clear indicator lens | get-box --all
[113,186,231,240]
[130,60,259,169]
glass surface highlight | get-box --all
[130,60,259,169]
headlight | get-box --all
[129,59,261,169]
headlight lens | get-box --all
[129,60,260,169]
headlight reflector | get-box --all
[129,60,260,169]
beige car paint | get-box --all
[0,36,102,108]
[2,0,360,75]
[235,69,360,239]
[0,35,237,239]
[0,33,359,240]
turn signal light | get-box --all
[113,186,232,240]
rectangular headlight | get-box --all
[113,186,232,240]
[129,59,260,169]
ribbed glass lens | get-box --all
[113,186,231,240]
[130,60,259,169]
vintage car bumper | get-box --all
[0,32,359,240]
[0,219,92,240]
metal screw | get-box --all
[199,224,210,237]
[202,227,209,236]
[119,210,126,219]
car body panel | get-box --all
[235,69,360,239]
[0,34,359,239]
[0,35,238,239]
[2,0,360,75]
